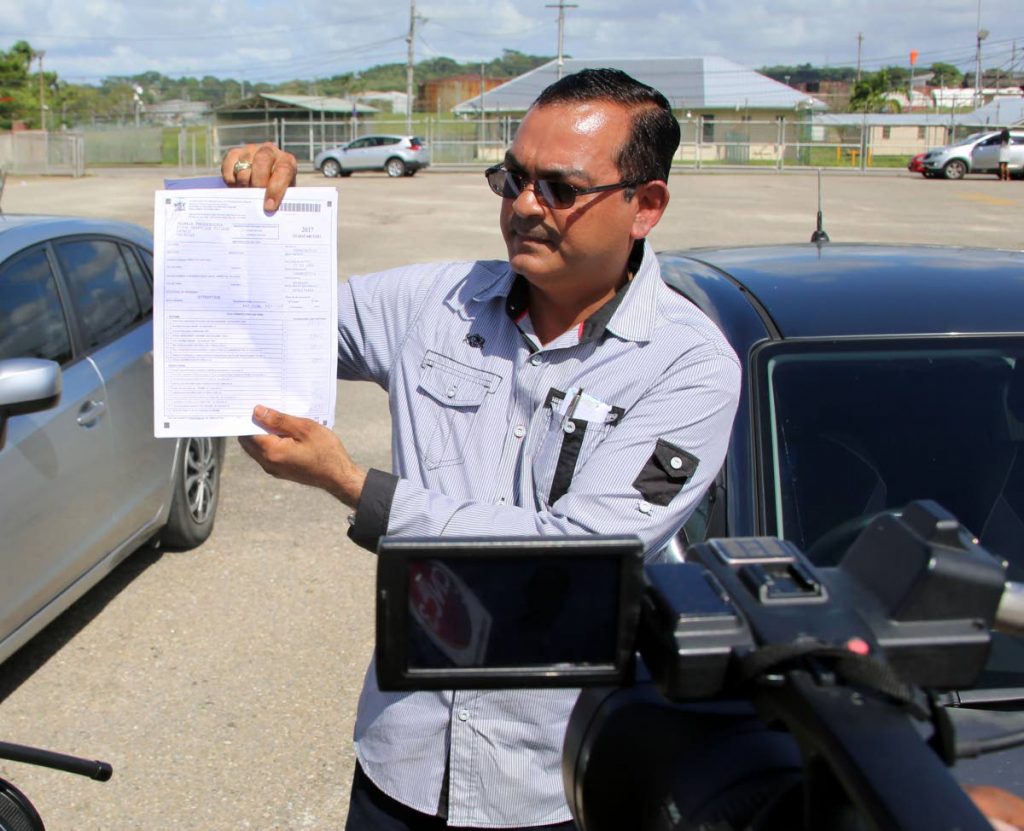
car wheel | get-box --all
[321,159,342,178]
[161,437,224,550]
[385,158,407,178]
[943,159,967,180]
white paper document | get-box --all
[152,188,338,438]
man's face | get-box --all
[499,100,644,294]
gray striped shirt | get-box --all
[340,241,740,827]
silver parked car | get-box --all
[921,129,1024,179]
[314,135,430,178]
[0,215,224,666]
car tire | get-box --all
[161,437,224,550]
[385,158,407,178]
[943,159,967,180]
[321,159,342,178]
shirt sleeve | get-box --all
[351,342,741,559]
[336,263,459,386]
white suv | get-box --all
[314,135,431,178]
[921,129,1024,180]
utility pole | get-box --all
[405,0,418,133]
[856,33,863,83]
[37,50,46,132]
[546,0,578,80]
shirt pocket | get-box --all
[417,350,501,470]
[532,390,620,510]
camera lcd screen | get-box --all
[375,536,644,690]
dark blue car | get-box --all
[656,242,1024,791]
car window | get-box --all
[0,246,73,364]
[759,340,1024,566]
[137,248,154,276]
[54,238,144,351]
[380,137,400,146]
[348,139,370,149]
[120,244,152,314]
[758,340,1024,688]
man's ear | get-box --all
[630,180,670,241]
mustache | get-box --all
[509,218,560,244]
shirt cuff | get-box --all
[347,468,398,552]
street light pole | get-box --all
[405,0,417,133]
[975,0,988,107]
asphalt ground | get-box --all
[0,166,1022,830]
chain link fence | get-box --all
[214,115,966,173]
[2,117,983,176]
[0,131,86,177]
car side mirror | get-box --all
[0,358,62,420]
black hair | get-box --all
[532,68,681,184]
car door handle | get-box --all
[76,399,107,427]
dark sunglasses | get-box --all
[484,166,642,209]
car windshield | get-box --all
[761,338,1024,685]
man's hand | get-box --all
[238,405,366,508]
[221,142,298,212]
[967,785,1024,830]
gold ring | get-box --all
[233,159,253,175]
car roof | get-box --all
[0,214,153,257]
[661,243,1024,338]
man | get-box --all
[224,69,741,829]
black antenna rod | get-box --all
[0,741,112,781]
[811,168,830,243]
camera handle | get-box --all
[757,669,992,831]
[0,741,112,781]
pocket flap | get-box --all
[418,351,500,407]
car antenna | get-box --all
[810,168,829,244]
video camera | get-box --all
[374,500,1024,831]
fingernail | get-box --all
[254,405,267,419]
[264,198,276,212]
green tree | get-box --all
[929,62,964,87]
[0,40,35,128]
[849,69,903,113]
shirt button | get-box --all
[513,425,526,438]
[457,709,470,721]
[670,456,684,470]
[530,354,543,366]
[446,386,457,398]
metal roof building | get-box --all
[216,93,379,119]
[966,97,1024,127]
[452,57,826,115]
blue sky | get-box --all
[4,0,1023,85]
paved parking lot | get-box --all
[0,166,1021,830]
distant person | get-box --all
[998,128,1012,181]
[223,68,741,830]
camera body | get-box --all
[374,501,1010,831]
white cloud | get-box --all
[8,0,1022,83]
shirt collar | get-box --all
[458,240,662,345]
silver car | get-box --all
[0,215,223,666]
[921,129,1024,179]
[314,135,430,178]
